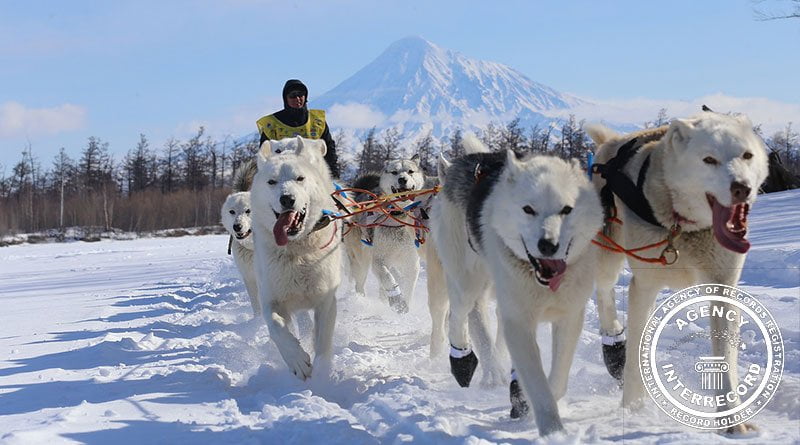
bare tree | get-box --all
[125,134,153,195]
[53,148,74,228]
[357,127,381,176]
[446,128,465,160]
[497,118,527,153]
[378,127,402,164]
[160,138,180,193]
[414,131,437,175]
[182,127,209,192]
[645,108,670,128]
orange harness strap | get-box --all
[591,219,681,266]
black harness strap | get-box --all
[592,138,662,228]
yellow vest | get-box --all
[256,109,327,140]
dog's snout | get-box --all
[233,223,242,232]
[537,238,559,257]
[279,194,295,209]
[397,176,407,185]
[730,181,751,204]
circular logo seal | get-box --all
[639,284,784,429]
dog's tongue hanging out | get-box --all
[707,194,751,254]
[273,211,298,246]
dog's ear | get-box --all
[437,154,451,183]
[505,149,522,182]
[410,153,420,164]
[258,140,272,158]
[734,113,753,128]
[667,118,695,148]
[257,141,271,169]
[295,136,327,160]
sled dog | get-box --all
[343,154,450,356]
[432,140,602,435]
[250,136,342,380]
[344,155,428,314]
[587,111,768,432]
[221,190,260,316]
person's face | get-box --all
[286,91,306,109]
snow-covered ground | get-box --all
[1,190,798,444]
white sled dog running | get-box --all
[250,136,342,380]
[587,110,769,432]
[344,155,426,313]
[432,138,602,436]
[221,189,260,317]
[342,155,450,356]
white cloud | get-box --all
[173,97,283,141]
[327,103,386,129]
[545,94,800,135]
[0,102,87,137]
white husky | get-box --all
[432,141,602,435]
[343,155,450,356]
[250,136,342,380]
[587,111,768,432]
[221,191,260,316]
[344,155,428,314]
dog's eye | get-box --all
[560,206,573,215]
[391,171,398,175]
[743,152,753,160]
[275,149,282,154]
[703,156,719,165]
[267,179,277,185]
[408,170,414,174]
[245,209,250,214]
[297,176,305,182]
[228,209,235,215]
[522,205,536,215]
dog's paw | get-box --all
[387,294,409,314]
[602,339,626,382]
[449,348,479,387]
[283,347,312,380]
[509,379,530,419]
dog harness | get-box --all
[591,137,661,228]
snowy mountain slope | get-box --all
[315,36,584,121]
[0,190,798,444]
[313,36,602,153]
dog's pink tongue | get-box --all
[540,259,567,292]
[710,197,750,254]
[273,211,297,246]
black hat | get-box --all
[283,79,308,100]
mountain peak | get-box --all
[314,38,584,137]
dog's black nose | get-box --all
[279,194,295,209]
[730,181,751,204]
[537,238,559,257]
[233,223,242,232]
[398,176,407,185]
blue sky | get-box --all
[1,0,799,170]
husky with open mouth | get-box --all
[344,155,428,314]
[431,139,602,436]
[587,110,769,433]
[221,190,260,316]
[250,136,341,381]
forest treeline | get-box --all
[1,111,798,236]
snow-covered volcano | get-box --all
[313,36,586,137]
